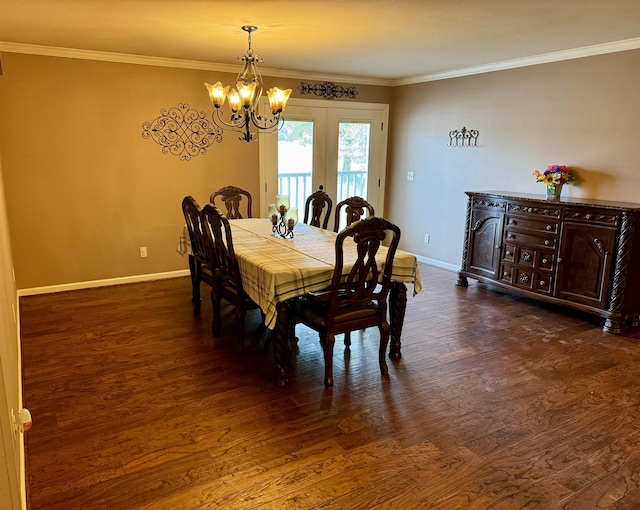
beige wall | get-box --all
[388,49,640,268]
[0,53,390,289]
[1,49,639,289]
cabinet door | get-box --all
[467,207,504,280]
[555,223,616,308]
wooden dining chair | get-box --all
[210,186,253,219]
[201,204,261,353]
[293,216,401,387]
[181,196,217,314]
[303,185,333,229]
[333,196,375,232]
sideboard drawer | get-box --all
[534,273,553,294]
[505,215,559,234]
[504,231,557,249]
[563,207,619,226]
[537,251,555,270]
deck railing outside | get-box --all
[278,171,367,211]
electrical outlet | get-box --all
[407,171,414,181]
[139,246,148,258]
[424,234,430,243]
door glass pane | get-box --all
[337,122,371,203]
[277,120,314,211]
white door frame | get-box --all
[258,98,389,218]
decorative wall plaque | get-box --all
[142,103,222,160]
[298,81,358,100]
[448,127,479,147]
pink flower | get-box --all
[533,164,574,186]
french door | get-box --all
[259,98,389,224]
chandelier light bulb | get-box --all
[205,82,229,108]
[267,87,292,114]
[228,89,242,112]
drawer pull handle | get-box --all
[542,258,548,264]
[586,214,593,220]
[507,233,514,239]
[505,250,511,256]
[509,219,515,225]
[558,257,563,263]
[539,280,546,286]
[503,271,509,277]
[519,274,530,283]
[593,238,605,253]
[472,219,486,232]
[546,225,553,231]
[544,239,551,246]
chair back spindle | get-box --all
[303,185,333,229]
[334,196,375,232]
[210,186,253,219]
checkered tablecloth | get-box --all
[179,219,422,329]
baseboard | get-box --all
[17,269,191,297]
[415,256,459,273]
[17,258,458,297]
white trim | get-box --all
[415,255,459,273]
[17,269,190,297]
[260,98,389,220]
[392,37,640,86]
[3,37,640,87]
[0,42,392,86]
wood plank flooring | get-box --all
[19,264,640,509]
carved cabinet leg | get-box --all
[456,273,469,287]
[602,317,622,335]
[389,282,407,358]
[603,318,622,334]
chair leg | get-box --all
[191,258,202,314]
[344,331,351,348]
[193,278,202,314]
[235,307,247,354]
[378,322,390,376]
[211,288,222,337]
[321,332,336,388]
[188,255,197,303]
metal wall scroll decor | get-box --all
[142,103,222,161]
[298,81,358,100]
[448,127,479,147]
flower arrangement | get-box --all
[532,165,574,187]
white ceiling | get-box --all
[1,0,640,85]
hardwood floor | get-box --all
[19,264,640,509]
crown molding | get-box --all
[0,42,393,87]
[2,38,639,88]
[392,37,640,86]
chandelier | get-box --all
[204,26,292,143]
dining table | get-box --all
[179,218,422,385]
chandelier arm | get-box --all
[248,110,282,132]
[210,109,248,132]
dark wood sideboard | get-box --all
[456,191,640,333]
